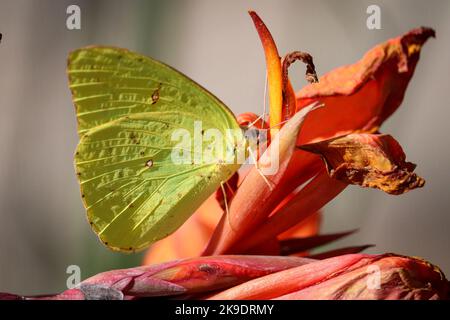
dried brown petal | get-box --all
[300,133,425,194]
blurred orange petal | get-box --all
[278,211,322,240]
[232,170,347,253]
[143,194,222,265]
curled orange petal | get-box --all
[249,11,283,135]
[278,211,322,240]
[296,27,435,144]
[300,133,425,195]
[236,112,267,130]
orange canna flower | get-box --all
[76,12,447,301]
[144,11,435,265]
[203,12,434,256]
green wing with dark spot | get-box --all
[68,47,243,252]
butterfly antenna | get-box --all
[262,71,268,130]
[225,181,236,197]
[248,146,273,191]
[268,119,290,130]
[246,114,264,130]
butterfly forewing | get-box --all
[68,47,237,136]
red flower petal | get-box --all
[231,170,347,253]
[54,255,314,299]
[204,104,321,255]
[208,254,364,299]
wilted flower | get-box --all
[300,133,425,194]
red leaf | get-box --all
[308,245,374,260]
[280,229,358,256]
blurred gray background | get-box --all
[0,0,449,295]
